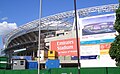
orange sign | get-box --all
[100,43,111,55]
[50,38,79,56]
[100,43,111,50]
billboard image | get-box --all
[81,14,116,41]
[82,15,116,35]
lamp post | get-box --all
[38,0,42,74]
[73,0,80,74]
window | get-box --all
[50,51,53,54]
[20,60,24,65]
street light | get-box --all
[38,0,42,74]
[74,0,81,74]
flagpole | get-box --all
[38,0,42,74]
[74,0,81,74]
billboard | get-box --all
[80,13,116,67]
[50,38,79,56]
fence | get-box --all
[0,67,120,74]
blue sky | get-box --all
[0,0,118,49]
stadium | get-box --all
[2,4,119,68]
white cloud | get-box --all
[0,21,18,35]
[1,17,8,21]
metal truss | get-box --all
[4,4,119,48]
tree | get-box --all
[109,1,120,66]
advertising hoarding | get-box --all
[80,13,116,67]
[50,38,79,56]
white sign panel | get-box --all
[79,13,116,67]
